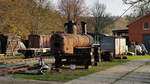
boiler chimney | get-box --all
[64,21,77,34]
[81,21,87,34]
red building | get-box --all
[127,13,150,51]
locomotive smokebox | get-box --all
[64,21,77,34]
[81,21,87,34]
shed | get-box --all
[112,28,129,45]
[112,28,128,37]
[100,35,126,58]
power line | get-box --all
[113,4,135,23]
[114,0,150,23]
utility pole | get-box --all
[94,0,101,44]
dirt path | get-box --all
[115,61,150,84]
[64,59,150,84]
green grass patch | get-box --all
[0,55,24,60]
[127,55,150,60]
[15,55,150,82]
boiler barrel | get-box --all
[51,33,93,54]
[71,35,93,47]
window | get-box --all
[143,22,149,29]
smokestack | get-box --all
[81,21,87,34]
[64,21,77,34]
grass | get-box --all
[0,55,24,60]
[127,55,150,60]
[15,55,150,82]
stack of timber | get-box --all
[6,34,22,56]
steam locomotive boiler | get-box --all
[51,21,100,69]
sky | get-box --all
[52,0,131,16]
[85,0,131,16]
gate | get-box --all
[143,34,150,51]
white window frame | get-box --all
[143,22,149,30]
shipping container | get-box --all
[101,36,127,60]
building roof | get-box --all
[112,28,128,33]
[127,12,150,27]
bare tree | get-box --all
[34,0,53,9]
[92,2,114,33]
[123,0,150,18]
[91,2,114,44]
[58,0,87,22]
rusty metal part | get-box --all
[28,35,51,48]
[51,33,93,54]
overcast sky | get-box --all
[85,0,131,16]
[52,0,131,16]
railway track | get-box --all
[0,57,46,64]
[0,57,55,75]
